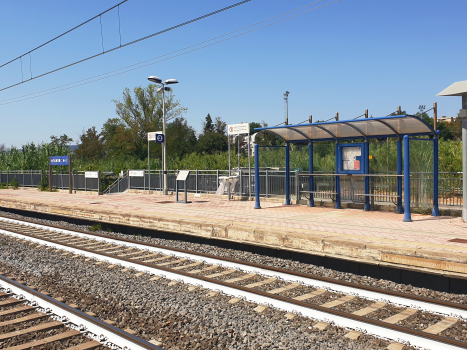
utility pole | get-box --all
[284,91,290,125]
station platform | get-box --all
[0,189,466,280]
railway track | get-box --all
[0,215,466,350]
[0,273,162,350]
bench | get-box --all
[300,190,338,202]
[354,193,401,205]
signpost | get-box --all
[227,123,251,197]
[147,131,164,193]
[49,155,72,194]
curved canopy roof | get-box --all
[254,115,435,142]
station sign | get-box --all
[50,156,69,166]
[85,171,99,179]
[148,131,164,143]
[228,123,250,135]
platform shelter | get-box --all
[254,115,440,222]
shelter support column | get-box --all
[396,138,403,214]
[308,142,314,207]
[463,115,467,222]
[335,141,341,209]
[364,140,370,211]
[285,142,291,205]
[403,135,412,222]
[254,144,261,209]
[432,133,440,216]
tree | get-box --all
[50,134,73,148]
[202,114,214,133]
[197,115,228,154]
[76,127,103,160]
[111,84,187,159]
[166,117,197,159]
[101,118,137,158]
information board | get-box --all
[148,131,164,142]
[176,170,190,181]
[228,123,250,135]
[342,146,361,171]
[85,171,99,179]
[129,170,144,177]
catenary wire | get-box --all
[0,0,253,92]
[0,0,329,103]
[0,0,129,68]
[0,0,340,106]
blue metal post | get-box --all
[335,141,341,209]
[396,138,403,214]
[364,140,370,211]
[308,142,314,207]
[432,132,440,216]
[403,135,412,222]
[254,144,261,209]
[285,142,291,205]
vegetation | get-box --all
[0,84,462,178]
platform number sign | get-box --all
[155,134,164,143]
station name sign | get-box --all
[148,131,164,143]
[50,156,69,166]
[228,123,250,135]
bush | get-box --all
[0,183,7,189]
[89,223,102,232]
[9,178,19,189]
[38,177,49,191]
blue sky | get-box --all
[0,0,465,147]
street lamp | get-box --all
[147,76,178,195]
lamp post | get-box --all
[147,76,179,195]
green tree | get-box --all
[50,134,73,147]
[166,117,197,159]
[111,84,187,159]
[76,127,104,160]
[197,115,228,154]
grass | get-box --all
[89,223,102,232]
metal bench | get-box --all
[300,190,338,202]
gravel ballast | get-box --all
[0,234,401,350]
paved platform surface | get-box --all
[0,189,466,277]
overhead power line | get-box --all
[0,0,128,69]
[0,0,252,92]
[0,0,340,106]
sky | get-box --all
[0,0,466,148]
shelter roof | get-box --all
[437,80,467,96]
[254,115,435,142]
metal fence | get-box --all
[104,169,463,208]
[2,169,463,209]
[0,170,100,192]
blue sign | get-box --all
[50,156,69,166]
[155,134,164,143]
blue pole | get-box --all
[432,132,440,216]
[285,142,291,205]
[254,144,261,209]
[364,140,370,211]
[308,142,314,207]
[396,138,403,214]
[335,141,341,209]
[403,135,412,222]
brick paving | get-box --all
[0,189,466,255]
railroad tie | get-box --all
[386,343,406,350]
[320,295,355,308]
[0,320,64,341]
[130,253,160,260]
[189,265,219,274]
[117,251,144,257]
[6,329,82,350]
[172,261,203,270]
[344,330,362,340]
[423,316,459,335]
[245,277,277,288]
[142,256,173,263]
[293,289,326,301]
[352,301,387,316]
[204,269,237,278]
[225,273,256,283]
[313,322,330,331]
[228,297,241,304]
[254,305,268,313]
[0,312,47,328]
[268,283,300,294]
[382,308,418,324]
[0,305,33,317]
[157,258,186,267]
[64,340,102,349]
